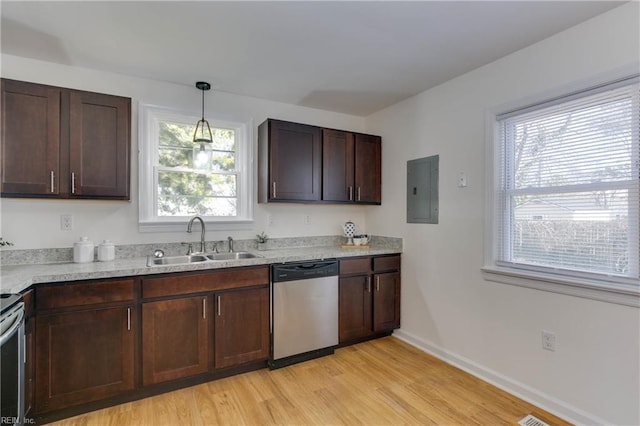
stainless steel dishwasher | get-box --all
[270,259,339,369]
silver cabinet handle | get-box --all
[367,276,371,292]
[272,182,277,198]
[357,186,361,201]
[127,308,131,331]
[217,295,221,316]
[50,170,55,193]
[203,298,206,319]
[71,172,76,194]
[349,186,353,201]
[376,276,380,292]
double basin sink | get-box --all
[147,251,261,267]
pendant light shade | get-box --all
[193,81,213,150]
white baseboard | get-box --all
[392,329,609,426]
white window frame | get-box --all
[139,104,254,232]
[483,71,640,307]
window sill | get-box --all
[482,266,640,307]
[139,218,254,233]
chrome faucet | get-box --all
[187,216,206,253]
[227,236,234,253]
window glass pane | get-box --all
[512,191,631,275]
[213,128,235,151]
[159,122,195,148]
[510,97,633,189]
[159,146,191,168]
[158,195,237,217]
[157,170,237,216]
[212,151,235,171]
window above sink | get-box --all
[138,104,254,232]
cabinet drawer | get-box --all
[339,257,371,275]
[373,255,401,272]
[36,279,134,310]
[142,266,269,299]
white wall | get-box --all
[0,54,373,249]
[365,3,639,425]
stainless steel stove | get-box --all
[1,293,25,426]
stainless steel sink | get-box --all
[206,252,261,261]
[146,252,261,266]
[146,254,209,266]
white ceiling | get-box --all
[0,1,624,116]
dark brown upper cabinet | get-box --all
[322,128,354,202]
[1,78,131,200]
[259,118,381,205]
[258,119,322,203]
[323,129,381,204]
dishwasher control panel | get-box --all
[271,260,338,282]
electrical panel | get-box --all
[406,155,438,224]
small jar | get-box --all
[73,237,94,263]
[97,240,115,262]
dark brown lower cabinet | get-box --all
[339,275,373,342]
[142,295,209,386]
[339,255,401,344]
[29,260,396,422]
[214,287,269,369]
[373,271,401,332]
[35,306,135,413]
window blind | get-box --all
[495,79,639,284]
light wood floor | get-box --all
[52,337,569,425]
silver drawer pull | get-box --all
[203,298,206,319]
[127,308,131,331]
[217,295,221,316]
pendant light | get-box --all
[193,81,213,151]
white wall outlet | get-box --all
[458,171,467,188]
[60,214,73,231]
[541,330,556,351]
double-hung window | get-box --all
[139,105,253,231]
[485,75,639,306]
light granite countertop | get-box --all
[0,244,402,294]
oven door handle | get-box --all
[0,309,24,346]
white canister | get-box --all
[73,237,94,263]
[97,240,115,262]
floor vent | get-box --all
[518,415,550,426]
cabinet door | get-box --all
[267,120,322,201]
[1,79,61,196]
[339,275,373,342]
[214,287,269,369]
[322,129,354,202]
[373,272,401,332]
[35,306,135,413]
[69,90,130,199]
[142,296,208,385]
[354,133,381,204]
